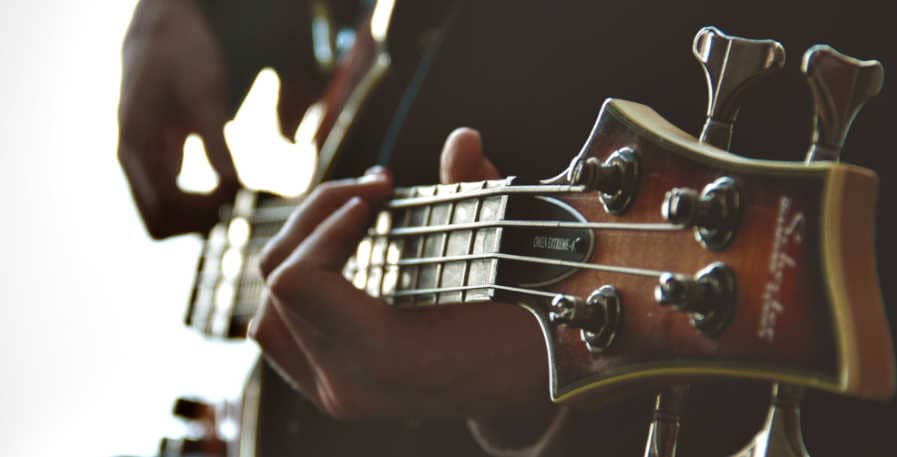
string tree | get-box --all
[802,45,884,162]
[693,26,786,150]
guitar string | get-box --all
[383,283,559,300]
[238,219,683,251]
[237,185,678,302]
[387,184,586,208]
[389,252,667,278]
[247,183,588,224]
[380,220,682,237]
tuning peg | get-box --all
[693,27,786,150]
[802,45,884,162]
[729,384,809,457]
[643,385,689,457]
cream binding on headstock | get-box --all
[343,26,894,457]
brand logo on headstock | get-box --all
[532,235,577,252]
[759,196,805,343]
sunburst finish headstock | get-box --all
[525,30,894,406]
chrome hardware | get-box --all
[580,285,622,354]
[662,177,740,250]
[643,385,689,457]
[802,45,884,162]
[692,27,786,150]
[550,287,622,354]
[655,262,736,337]
[598,148,640,214]
[567,147,639,214]
[549,295,589,325]
[730,384,810,457]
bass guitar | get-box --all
[164,23,894,457]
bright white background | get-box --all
[0,1,266,456]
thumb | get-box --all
[439,128,502,184]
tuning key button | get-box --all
[580,286,622,355]
[567,147,640,214]
[662,176,740,250]
[802,45,884,162]
[693,26,786,150]
[550,287,622,354]
[549,295,590,325]
[655,262,736,337]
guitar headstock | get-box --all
[514,29,894,404]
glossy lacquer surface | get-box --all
[524,99,892,403]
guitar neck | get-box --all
[188,178,517,336]
[345,178,513,306]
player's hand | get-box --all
[250,128,554,421]
[118,0,238,239]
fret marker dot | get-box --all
[227,217,251,246]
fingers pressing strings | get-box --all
[258,170,393,277]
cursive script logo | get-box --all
[759,196,805,343]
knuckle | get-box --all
[310,182,335,201]
[265,262,313,303]
[257,241,279,279]
[265,268,290,300]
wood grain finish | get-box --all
[520,99,894,403]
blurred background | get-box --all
[0,1,263,456]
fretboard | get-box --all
[343,178,511,306]
[188,179,511,337]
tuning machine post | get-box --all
[643,385,690,457]
[549,286,622,355]
[802,45,884,163]
[693,27,786,150]
[565,147,640,214]
[729,384,810,457]
[654,262,736,337]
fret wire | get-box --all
[384,283,558,299]
[434,184,461,303]
[388,184,586,209]
[384,220,683,237]
[394,252,667,278]
[414,187,436,303]
[460,182,486,302]
[398,206,414,302]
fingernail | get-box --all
[357,172,387,184]
[347,196,365,208]
[246,318,258,339]
[364,165,387,176]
